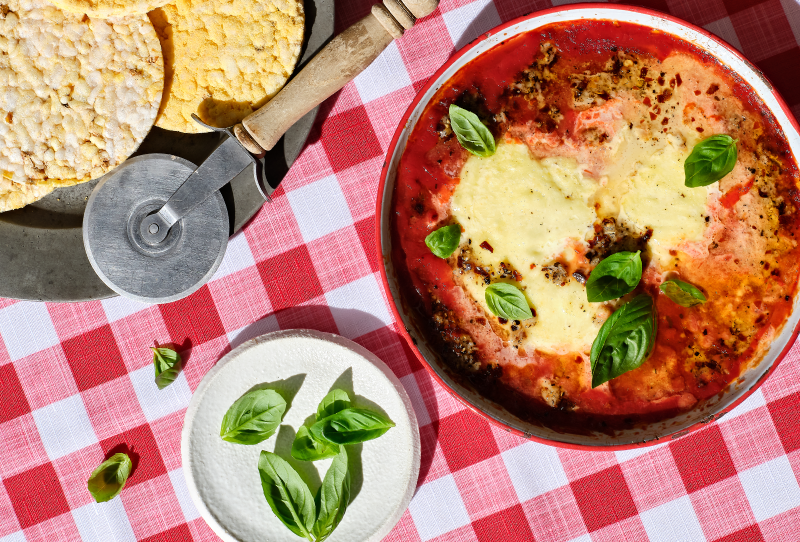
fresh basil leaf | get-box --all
[317,389,351,420]
[151,347,181,390]
[590,294,656,388]
[485,282,532,320]
[660,279,707,307]
[585,251,642,302]
[449,104,496,157]
[425,224,461,259]
[312,447,351,542]
[685,134,738,187]
[87,452,132,503]
[258,451,316,541]
[291,425,340,462]
[310,408,395,445]
[220,389,286,445]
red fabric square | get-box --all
[720,406,784,471]
[4,462,69,529]
[571,465,638,532]
[396,14,454,85]
[665,0,729,26]
[259,245,325,312]
[383,509,423,542]
[109,307,171,373]
[0,415,49,479]
[589,515,649,542]
[759,504,800,541]
[767,390,800,453]
[690,476,757,541]
[159,286,225,347]
[47,301,107,342]
[712,525,764,542]
[454,455,519,520]
[363,86,417,152]
[472,504,533,542]
[150,410,185,473]
[428,524,479,542]
[0,363,30,423]
[0,481,21,537]
[140,523,193,542]
[730,1,798,62]
[100,423,167,488]
[121,474,186,540]
[414,369,466,423]
[14,346,78,411]
[756,48,800,109]
[320,105,383,173]
[280,137,335,192]
[353,326,414,378]
[82,376,147,441]
[418,421,452,485]
[51,444,104,509]
[437,409,500,472]
[307,226,371,292]
[670,425,737,493]
[524,485,588,542]
[62,324,127,392]
[22,512,81,542]
[354,217,380,274]
[620,445,686,511]
[208,266,271,334]
[557,448,618,481]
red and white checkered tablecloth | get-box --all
[2,0,800,540]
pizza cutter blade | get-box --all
[83,118,270,304]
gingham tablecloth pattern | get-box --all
[2,0,800,540]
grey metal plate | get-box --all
[0,0,334,302]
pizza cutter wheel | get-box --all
[83,0,440,303]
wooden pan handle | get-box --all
[234,0,439,154]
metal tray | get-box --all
[0,0,334,302]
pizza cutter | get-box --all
[83,0,439,303]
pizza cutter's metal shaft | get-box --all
[140,136,252,244]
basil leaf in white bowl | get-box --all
[425,224,461,259]
[258,451,316,541]
[685,134,738,187]
[449,104,496,157]
[660,278,707,307]
[292,389,351,461]
[590,294,656,388]
[313,448,351,542]
[585,251,642,302]
[310,408,395,445]
[220,389,287,445]
[485,282,533,321]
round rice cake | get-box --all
[149,0,304,134]
[47,0,170,20]
[0,0,164,212]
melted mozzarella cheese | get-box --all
[450,135,710,353]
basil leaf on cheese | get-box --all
[258,451,316,540]
[87,453,132,503]
[291,425,340,462]
[660,279,707,307]
[449,104,496,157]
[485,282,532,320]
[425,224,461,258]
[317,389,351,420]
[590,294,656,388]
[586,251,642,302]
[220,389,286,445]
[310,408,395,445]
[684,134,738,187]
[312,448,351,542]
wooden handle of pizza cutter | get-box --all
[233,0,439,154]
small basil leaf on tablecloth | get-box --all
[312,447,351,542]
[291,425,340,462]
[585,251,642,302]
[258,451,316,541]
[87,452,132,503]
[449,104,496,157]
[310,408,395,445]
[485,282,532,321]
[316,389,351,420]
[684,134,738,187]
[151,347,181,390]
[660,278,707,307]
[425,224,461,259]
[220,389,286,445]
[590,294,656,388]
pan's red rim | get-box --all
[374,3,800,451]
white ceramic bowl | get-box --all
[377,4,800,449]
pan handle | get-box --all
[233,0,439,154]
